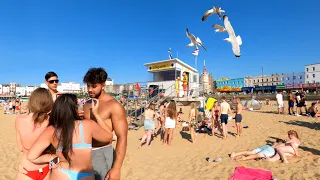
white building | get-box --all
[9,82,17,93]
[105,78,114,93]
[305,63,320,83]
[144,58,199,97]
[0,84,2,94]
[244,74,281,87]
[199,65,213,94]
[60,82,81,93]
[16,87,26,96]
[2,85,10,94]
[26,86,38,96]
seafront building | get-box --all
[216,77,245,92]
[305,63,320,84]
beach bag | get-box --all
[229,166,273,180]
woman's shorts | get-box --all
[235,114,242,123]
[144,119,155,131]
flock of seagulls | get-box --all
[185,5,242,58]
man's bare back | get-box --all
[220,101,231,114]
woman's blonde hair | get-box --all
[288,130,299,139]
[167,100,177,119]
[28,88,53,125]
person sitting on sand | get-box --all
[308,102,320,117]
[15,88,54,180]
[139,103,156,148]
[27,94,113,180]
[266,130,300,163]
[230,139,285,161]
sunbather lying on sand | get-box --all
[266,130,300,163]
[230,139,285,161]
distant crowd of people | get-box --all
[2,98,22,114]
[276,89,320,117]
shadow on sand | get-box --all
[279,120,320,130]
[180,131,192,143]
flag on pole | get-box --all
[192,48,199,56]
[168,48,173,59]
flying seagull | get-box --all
[223,15,242,58]
[186,28,207,51]
[201,6,225,21]
[212,24,226,33]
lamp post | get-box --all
[262,66,264,94]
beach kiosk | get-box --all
[144,58,199,97]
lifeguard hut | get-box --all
[144,58,199,98]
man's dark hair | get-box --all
[45,71,58,81]
[83,67,108,84]
[221,96,226,101]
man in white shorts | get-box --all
[276,91,284,114]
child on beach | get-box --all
[234,97,243,137]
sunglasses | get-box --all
[48,80,59,84]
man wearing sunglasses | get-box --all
[45,71,61,101]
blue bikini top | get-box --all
[56,120,92,151]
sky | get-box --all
[0,0,319,86]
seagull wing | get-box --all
[199,42,207,51]
[186,28,197,45]
[201,8,215,21]
[214,6,222,19]
[223,15,236,37]
[212,24,226,32]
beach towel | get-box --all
[229,166,273,180]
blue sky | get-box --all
[0,0,319,86]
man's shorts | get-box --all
[92,145,115,180]
[182,84,188,91]
[252,145,275,157]
[278,102,284,108]
[220,114,228,124]
[288,101,294,108]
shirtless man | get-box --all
[44,71,60,101]
[83,68,128,180]
[219,96,231,139]
[235,97,243,137]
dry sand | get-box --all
[0,101,319,180]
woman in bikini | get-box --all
[189,102,198,143]
[266,130,300,163]
[27,94,113,180]
[154,101,166,139]
[139,103,156,148]
[15,88,54,180]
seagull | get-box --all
[223,15,242,58]
[186,28,207,51]
[201,6,225,21]
[212,24,226,33]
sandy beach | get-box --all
[0,102,319,180]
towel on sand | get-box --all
[229,166,273,180]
